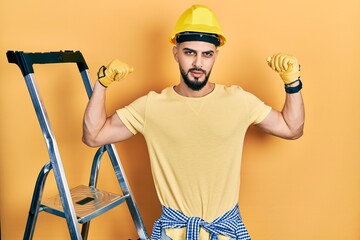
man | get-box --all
[82,5,304,240]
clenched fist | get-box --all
[267,53,300,85]
[97,59,134,87]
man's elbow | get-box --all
[82,135,101,148]
[289,131,303,140]
[288,125,304,140]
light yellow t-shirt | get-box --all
[117,84,271,239]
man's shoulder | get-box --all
[215,84,246,95]
[139,86,175,102]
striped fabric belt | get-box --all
[151,204,251,240]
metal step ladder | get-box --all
[6,50,150,240]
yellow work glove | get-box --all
[97,59,134,87]
[267,53,300,84]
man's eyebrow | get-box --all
[183,48,196,52]
[182,48,214,54]
[203,50,215,54]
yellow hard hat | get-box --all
[170,5,226,47]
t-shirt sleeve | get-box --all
[243,90,272,124]
[116,95,148,135]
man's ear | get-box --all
[173,46,179,62]
[215,49,219,60]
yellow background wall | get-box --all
[1,0,359,239]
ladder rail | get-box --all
[23,72,82,239]
[24,162,52,240]
[81,145,106,239]
[106,144,149,239]
[17,53,93,239]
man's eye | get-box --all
[184,51,194,55]
[203,52,213,57]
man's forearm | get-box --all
[281,88,305,139]
[82,81,107,145]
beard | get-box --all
[180,66,212,91]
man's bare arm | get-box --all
[256,53,305,140]
[82,60,134,147]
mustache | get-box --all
[188,67,206,74]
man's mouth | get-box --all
[189,68,206,78]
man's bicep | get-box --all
[255,109,293,139]
[101,113,135,144]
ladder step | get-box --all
[41,185,128,224]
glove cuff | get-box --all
[284,79,302,94]
[97,65,111,88]
[98,79,109,88]
[97,65,107,79]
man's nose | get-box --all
[193,55,202,69]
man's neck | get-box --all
[174,82,215,98]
